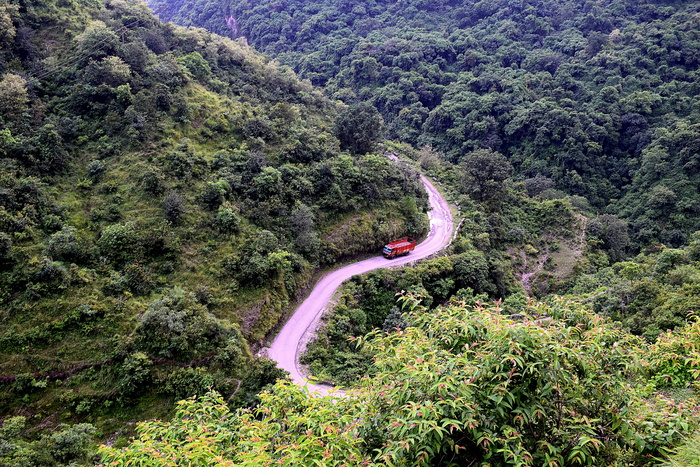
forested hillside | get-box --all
[131,1,700,464]
[151,0,700,364]
[0,0,428,461]
[152,0,700,247]
[3,0,700,464]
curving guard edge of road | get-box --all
[266,175,454,395]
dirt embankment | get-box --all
[515,213,588,296]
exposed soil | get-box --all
[515,212,588,296]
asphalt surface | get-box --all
[266,175,453,395]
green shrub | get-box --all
[141,168,165,195]
[45,227,93,263]
[134,291,245,362]
[213,203,241,234]
[48,423,96,464]
[177,52,211,81]
[0,416,96,466]
[655,248,687,275]
[119,351,153,396]
[163,367,215,400]
[162,190,186,223]
[86,160,107,179]
[0,232,12,260]
[122,263,155,295]
[32,257,68,285]
[98,222,141,264]
[198,180,230,211]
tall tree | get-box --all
[334,102,384,155]
[458,148,513,202]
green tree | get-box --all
[177,51,211,81]
[0,0,17,47]
[135,291,246,362]
[1,416,96,466]
[98,222,141,264]
[335,102,384,155]
[83,56,132,87]
[290,202,320,258]
[0,73,29,122]
[588,214,630,262]
[458,148,513,202]
[45,227,93,264]
[74,21,120,64]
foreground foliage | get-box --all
[99,296,700,466]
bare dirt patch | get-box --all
[513,213,588,296]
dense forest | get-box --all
[2,0,700,464]
[153,0,700,247]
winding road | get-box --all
[267,175,453,395]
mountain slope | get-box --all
[0,0,429,450]
[150,0,700,246]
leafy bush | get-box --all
[335,102,383,155]
[141,168,165,195]
[119,351,153,396]
[197,180,229,211]
[228,358,288,408]
[213,202,241,234]
[86,160,107,179]
[163,367,215,400]
[0,416,96,467]
[98,222,141,264]
[648,317,700,389]
[177,52,211,81]
[134,291,245,362]
[122,263,155,295]
[162,190,186,223]
[48,423,96,464]
[98,392,239,466]
[0,232,12,261]
[45,227,93,264]
[32,257,68,285]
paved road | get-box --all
[267,175,453,394]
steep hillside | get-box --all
[0,0,429,454]
[147,0,700,350]
[564,233,700,341]
[150,0,700,247]
[2,0,700,463]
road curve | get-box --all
[266,175,453,394]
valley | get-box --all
[1,0,700,465]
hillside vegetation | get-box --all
[153,0,700,376]
[133,1,700,463]
[153,0,700,248]
[0,0,429,458]
[3,0,700,464]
